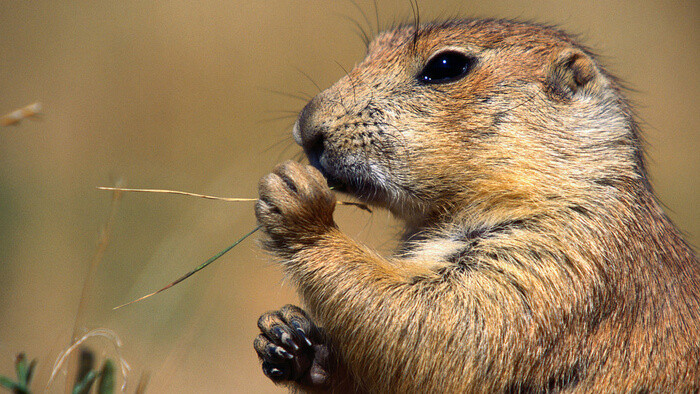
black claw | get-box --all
[273,326,300,351]
[263,361,288,380]
[282,334,300,352]
[293,325,313,347]
[276,347,294,359]
[269,368,283,377]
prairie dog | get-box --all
[253,19,699,392]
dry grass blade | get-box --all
[97,186,372,212]
[96,186,256,202]
[135,372,150,394]
[48,329,131,392]
[338,200,372,212]
[66,182,123,392]
[1,102,42,126]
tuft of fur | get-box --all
[255,19,699,393]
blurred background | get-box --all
[0,1,697,392]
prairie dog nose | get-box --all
[292,97,323,152]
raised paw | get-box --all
[254,304,332,389]
[255,161,337,255]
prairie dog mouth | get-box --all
[291,115,393,201]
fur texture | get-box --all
[254,19,699,393]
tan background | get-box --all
[0,1,697,392]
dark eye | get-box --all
[418,51,476,84]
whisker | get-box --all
[349,0,376,37]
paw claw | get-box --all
[276,347,294,360]
[262,361,289,380]
[269,368,283,377]
[292,325,313,347]
[277,329,299,352]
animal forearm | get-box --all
[280,229,527,392]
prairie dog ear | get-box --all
[546,48,600,99]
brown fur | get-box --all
[254,19,700,392]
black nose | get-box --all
[293,97,324,154]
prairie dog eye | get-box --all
[418,50,476,84]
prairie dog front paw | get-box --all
[254,304,333,390]
[256,161,337,255]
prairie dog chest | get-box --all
[401,235,472,272]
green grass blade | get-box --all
[14,354,27,385]
[113,225,262,309]
[0,375,20,391]
[24,361,36,389]
[72,370,99,394]
[97,360,114,394]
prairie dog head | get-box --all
[294,19,641,226]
